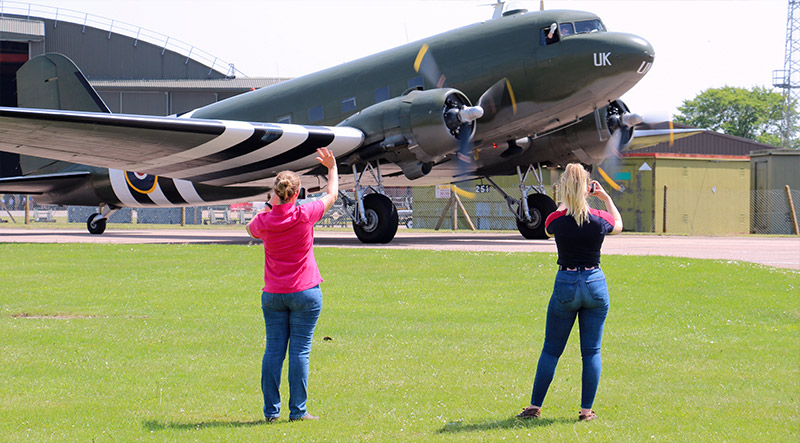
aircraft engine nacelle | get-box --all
[340,88,479,179]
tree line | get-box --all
[674,86,798,149]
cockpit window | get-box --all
[574,19,605,34]
[540,23,559,45]
[541,19,604,45]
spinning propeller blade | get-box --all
[477,78,517,122]
[599,105,643,192]
[414,44,447,88]
[412,45,525,177]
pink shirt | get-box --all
[248,200,326,293]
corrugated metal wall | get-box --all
[4,14,225,80]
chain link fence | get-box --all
[751,188,800,235]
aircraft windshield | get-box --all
[540,19,606,46]
[574,19,605,34]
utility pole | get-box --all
[773,0,800,148]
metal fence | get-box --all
[751,188,800,235]
[397,187,800,235]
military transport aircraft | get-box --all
[0,6,678,243]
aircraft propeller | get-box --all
[596,101,643,192]
[414,44,447,88]
[477,78,518,123]
[414,43,486,175]
[414,44,526,175]
[598,102,684,193]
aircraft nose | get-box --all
[610,33,655,74]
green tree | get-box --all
[674,86,798,148]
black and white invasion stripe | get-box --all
[125,121,363,186]
[109,169,205,207]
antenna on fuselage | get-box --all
[488,1,505,19]
[485,1,528,19]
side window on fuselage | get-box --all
[309,106,324,123]
[375,86,390,103]
[341,97,357,113]
[276,114,292,124]
[408,76,424,89]
[540,26,559,45]
[560,23,575,37]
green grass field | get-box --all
[0,244,797,442]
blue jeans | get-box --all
[261,285,322,419]
[530,269,610,410]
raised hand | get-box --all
[316,147,336,169]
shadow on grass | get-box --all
[143,418,266,431]
[438,416,573,433]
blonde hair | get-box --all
[559,163,590,225]
[273,170,301,203]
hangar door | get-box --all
[0,41,28,106]
[0,41,28,177]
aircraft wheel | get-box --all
[516,194,557,239]
[353,194,399,244]
[87,213,107,235]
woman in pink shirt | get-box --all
[246,147,338,422]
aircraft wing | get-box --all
[0,107,364,186]
[625,128,705,151]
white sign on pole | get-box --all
[435,185,451,199]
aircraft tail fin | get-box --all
[16,53,111,113]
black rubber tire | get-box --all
[353,194,399,244]
[87,213,107,235]
[516,194,557,239]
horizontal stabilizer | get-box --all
[0,171,90,194]
[17,53,110,113]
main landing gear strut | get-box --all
[484,163,557,239]
[87,204,119,235]
[339,162,398,244]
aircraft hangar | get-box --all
[0,3,279,114]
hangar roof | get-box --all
[631,122,778,157]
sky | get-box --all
[10,0,789,120]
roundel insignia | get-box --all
[124,171,158,194]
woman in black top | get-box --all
[517,163,622,422]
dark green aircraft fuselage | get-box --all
[191,9,653,166]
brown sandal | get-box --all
[516,406,541,419]
[578,410,597,421]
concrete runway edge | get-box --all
[0,228,798,270]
